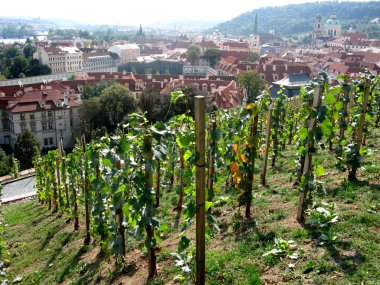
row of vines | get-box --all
[34,72,380,283]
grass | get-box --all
[1,129,379,284]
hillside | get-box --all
[209,1,380,37]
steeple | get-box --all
[253,13,258,35]
[138,24,143,35]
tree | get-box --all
[139,86,161,122]
[23,45,37,59]
[5,47,20,59]
[186,44,201,65]
[9,56,28,78]
[25,59,51,77]
[99,84,137,131]
[0,147,11,176]
[244,52,259,63]
[237,70,265,103]
[204,49,221,68]
[77,97,103,139]
[82,80,115,100]
[14,130,40,170]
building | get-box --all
[108,44,140,64]
[0,84,80,150]
[82,52,120,72]
[270,73,312,98]
[33,46,83,74]
[324,11,342,38]
[248,13,260,53]
[312,11,342,45]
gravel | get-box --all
[1,176,36,200]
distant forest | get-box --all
[210,1,380,38]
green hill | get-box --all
[209,1,380,38]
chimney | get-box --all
[64,92,69,105]
[273,65,276,72]
[179,74,184,80]
[161,81,163,88]
[263,64,266,71]
[285,64,288,71]
[147,73,152,80]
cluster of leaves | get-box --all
[306,202,339,245]
[78,83,137,139]
[263,238,303,261]
[0,45,51,79]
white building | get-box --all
[323,11,342,37]
[83,52,120,72]
[33,46,83,74]
[0,87,80,149]
[108,44,140,64]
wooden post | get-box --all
[144,135,157,278]
[195,96,206,285]
[297,85,323,222]
[56,153,62,209]
[261,108,273,186]
[339,89,350,149]
[82,135,91,244]
[71,166,79,231]
[155,138,161,208]
[116,160,126,256]
[176,150,185,210]
[246,114,258,219]
[207,120,216,205]
[349,78,371,181]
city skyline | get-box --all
[0,0,372,27]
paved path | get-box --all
[1,176,36,203]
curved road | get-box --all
[1,176,36,202]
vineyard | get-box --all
[1,72,380,284]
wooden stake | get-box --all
[144,135,156,278]
[155,138,161,208]
[195,96,206,285]
[176,150,185,210]
[207,120,216,206]
[261,108,273,186]
[82,135,91,244]
[297,85,323,222]
[349,78,371,181]
[116,160,126,256]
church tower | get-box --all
[312,14,323,44]
[248,13,260,53]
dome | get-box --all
[326,19,340,25]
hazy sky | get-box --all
[0,0,373,26]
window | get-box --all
[42,112,46,118]
[2,120,9,130]
[20,114,25,121]
[49,137,53,145]
[30,122,36,132]
[48,121,53,130]
[30,113,35,120]
[42,122,47,131]
[44,138,49,146]
[20,123,27,131]
[48,110,52,117]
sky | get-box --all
[0,0,373,26]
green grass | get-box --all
[1,128,379,284]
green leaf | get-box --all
[299,128,308,140]
[321,119,333,136]
[315,165,325,177]
[178,236,191,252]
[325,93,336,104]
